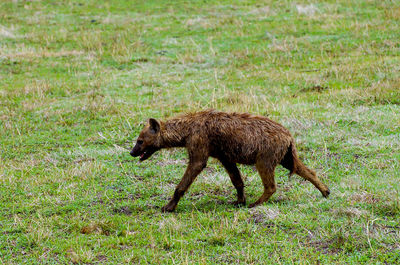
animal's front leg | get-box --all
[161,160,207,212]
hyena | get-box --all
[130,110,330,212]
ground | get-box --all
[0,0,399,264]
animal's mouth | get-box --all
[139,151,148,161]
[138,149,155,161]
[130,146,157,161]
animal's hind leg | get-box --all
[220,159,246,205]
[249,160,276,208]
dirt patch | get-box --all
[331,207,368,218]
[80,223,110,236]
[307,239,342,255]
[301,85,328,93]
[250,207,280,224]
[350,192,379,204]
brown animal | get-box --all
[130,110,330,212]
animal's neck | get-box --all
[160,119,189,148]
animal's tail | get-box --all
[280,142,330,198]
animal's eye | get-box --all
[137,140,143,145]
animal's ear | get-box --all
[149,118,160,134]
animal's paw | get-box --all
[161,204,176,213]
[322,188,330,198]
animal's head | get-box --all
[130,118,162,161]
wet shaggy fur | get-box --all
[130,110,330,212]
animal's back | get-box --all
[183,110,293,164]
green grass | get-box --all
[1,0,399,263]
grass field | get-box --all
[1,0,399,263]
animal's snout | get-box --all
[130,146,140,157]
